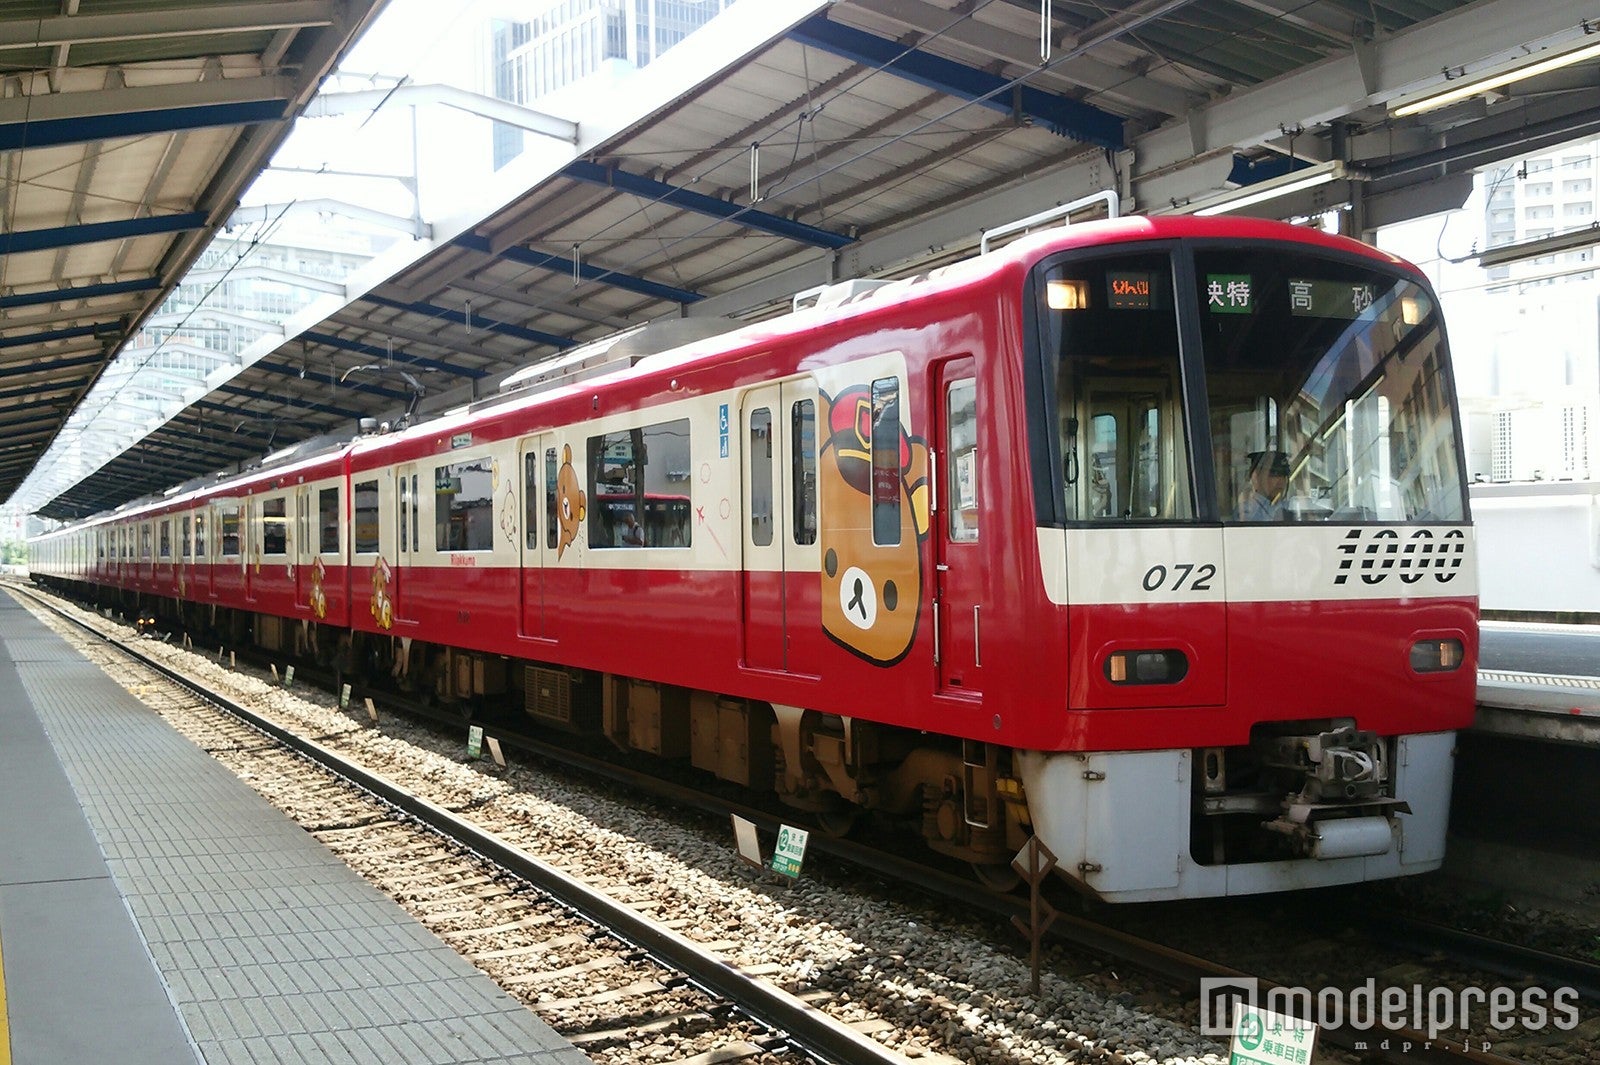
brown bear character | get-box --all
[817,383,930,666]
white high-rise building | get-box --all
[485,0,737,168]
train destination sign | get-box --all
[1288,278,1376,319]
[1107,271,1153,309]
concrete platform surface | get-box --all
[0,592,590,1065]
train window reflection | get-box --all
[587,418,693,548]
[792,400,817,546]
[353,480,379,553]
[1195,248,1465,523]
[434,458,495,552]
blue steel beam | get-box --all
[453,233,703,305]
[361,294,573,349]
[0,352,105,379]
[216,381,363,421]
[2,212,208,254]
[0,100,289,153]
[560,161,854,250]
[252,357,414,403]
[0,277,162,311]
[0,321,119,350]
[302,330,492,378]
[788,15,1124,150]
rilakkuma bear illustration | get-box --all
[308,555,328,619]
[817,383,930,666]
[370,556,393,630]
[555,444,586,559]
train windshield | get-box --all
[1036,242,1467,524]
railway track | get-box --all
[13,581,1590,1065]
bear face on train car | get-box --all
[555,444,586,560]
[817,383,930,666]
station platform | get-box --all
[0,592,590,1065]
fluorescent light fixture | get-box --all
[1477,223,1600,268]
[1392,40,1600,118]
[1181,160,1348,217]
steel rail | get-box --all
[17,587,920,1065]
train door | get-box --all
[517,435,555,640]
[243,496,258,603]
[741,381,820,673]
[199,506,215,600]
[934,358,983,695]
[293,486,312,613]
[393,463,418,623]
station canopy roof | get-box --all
[5,0,1597,521]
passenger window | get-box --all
[545,448,558,551]
[524,450,540,550]
[791,400,817,545]
[947,379,978,541]
[434,458,494,552]
[870,377,901,546]
[220,505,241,557]
[353,480,379,553]
[261,497,288,555]
[318,488,340,553]
[587,419,692,548]
[750,408,774,546]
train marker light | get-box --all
[1409,638,1464,673]
[1104,649,1189,685]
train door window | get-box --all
[297,490,311,554]
[1041,252,1193,523]
[791,399,817,545]
[194,513,207,558]
[399,474,410,552]
[159,520,172,559]
[870,377,901,546]
[262,497,288,555]
[182,516,192,560]
[524,450,540,549]
[220,504,241,557]
[586,419,692,548]
[140,523,153,560]
[750,408,774,546]
[544,448,559,550]
[318,488,340,553]
[353,480,380,553]
[435,458,494,551]
[947,379,979,541]
[409,473,420,548]
[96,529,104,560]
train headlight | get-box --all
[1408,638,1464,673]
[1104,649,1189,685]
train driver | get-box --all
[1237,450,1289,521]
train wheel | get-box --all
[971,861,1021,892]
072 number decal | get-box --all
[1142,562,1216,593]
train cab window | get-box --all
[220,504,241,557]
[1041,253,1193,523]
[194,514,206,558]
[750,408,774,546]
[353,480,380,553]
[318,488,340,553]
[1193,247,1467,523]
[587,419,692,548]
[435,458,494,552]
[792,400,817,545]
[871,377,902,546]
[159,520,172,559]
[261,497,288,555]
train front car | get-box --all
[1015,219,1475,902]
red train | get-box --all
[31,213,1478,901]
